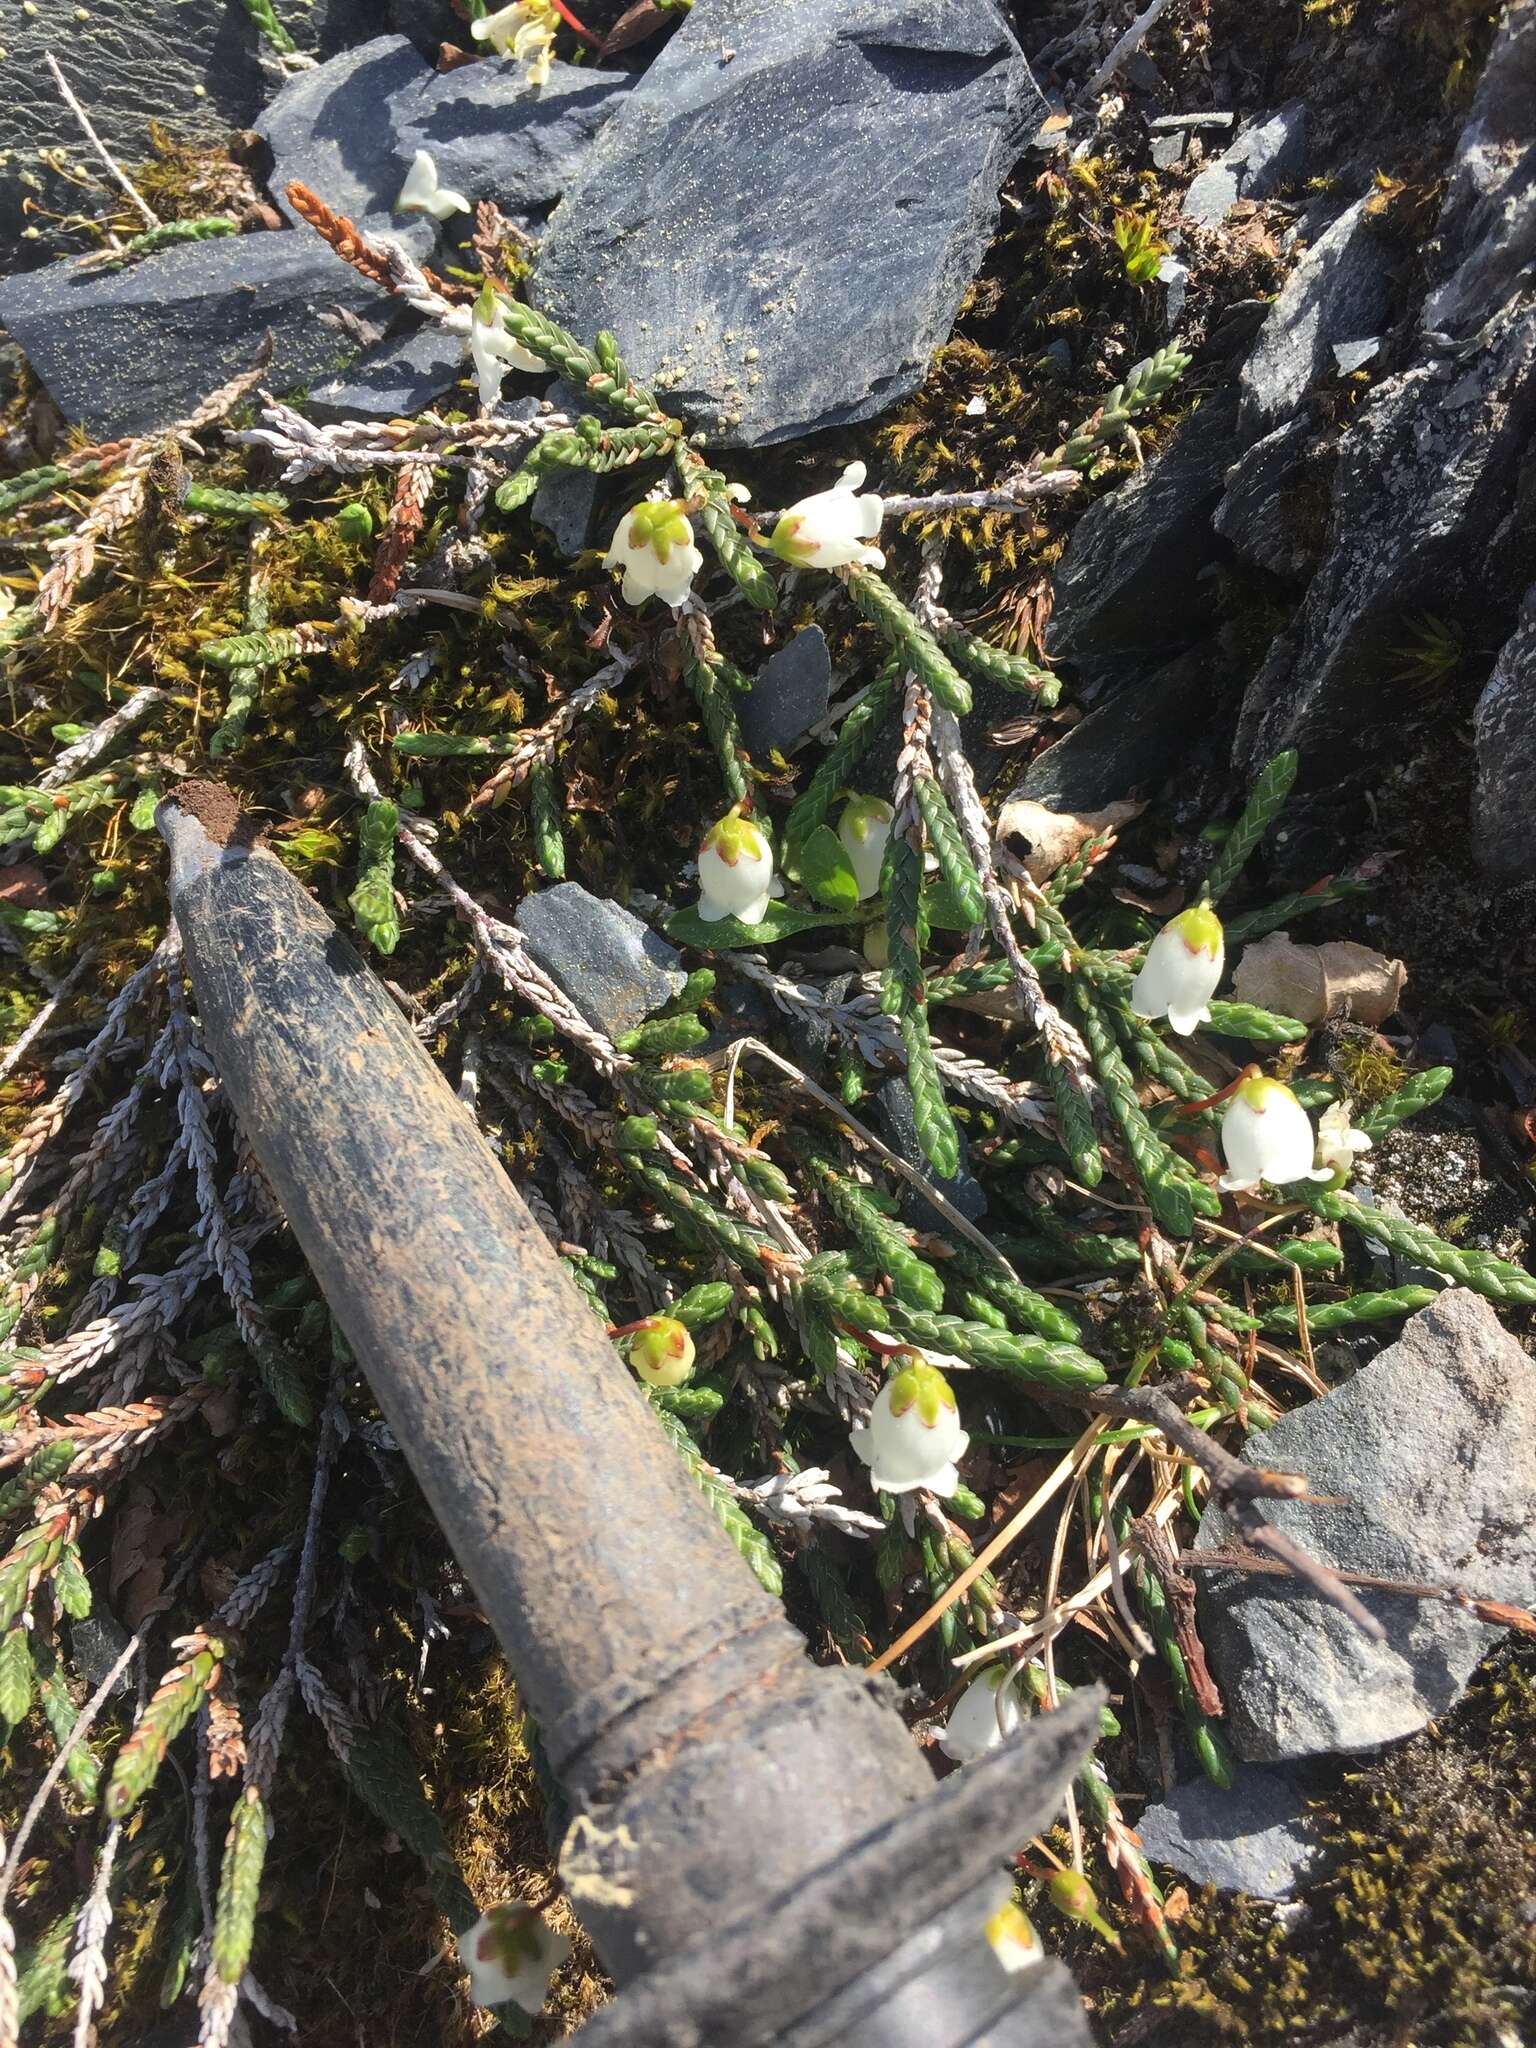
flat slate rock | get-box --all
[1238,198,1397,436]
[1014,645,1213,811]
[397,59,633,230]
[738,628,834,756]
[1049,391,1245,658]
[1213,414,1337,583]
[1195,1291,1536,1761]
[1473,579,1536,883]
[532,0,1045,446]
[513,883,685,1040]
[0,230,403,440]
[0,0,374,263]
[307,319,469,423]
[257,34,431,230]
[1234,299,1536,768]
[1136,1764,1328,1899]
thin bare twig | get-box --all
[44,52,158,231]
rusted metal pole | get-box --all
[158,783,1095,2046]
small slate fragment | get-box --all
[1183,103,1309,227]
[1136,1764,1328,1899]
[513,883,686,1040]
[738,629,834,756]
[0,232,402,441]
[875,1077,988,1225]
[533,0,1046,446]
[532,380,606,557]
[257,34,429,230]
[1195,1291,1536,1761]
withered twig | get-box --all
[1088,1381,1387,1642]
[1184,1546,1536,1637]
[1132,1515,1223,1716]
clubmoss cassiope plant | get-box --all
[0,169,1529,2048]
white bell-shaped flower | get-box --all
[985,1902,1044,1974]
[1130,903,1225,1036]
[770,461,886,572]
[628,1315,696,1388]
[696,807,774,924]
[939,1664,1022,1763]
[1219,1073,1335,1193]
[849,1360,968,1498]
[838,794,894,902]
[396,149,470,222]
[1314,1098,1373,1183]
[460,1902,571,2013]
[471,0,559,85]
[467,286,545,408]
[604,499,703,610]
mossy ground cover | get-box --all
[0,4,1531,2043]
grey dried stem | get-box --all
[37,343,273,628]
[344,740,628,1075]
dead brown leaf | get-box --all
[1231,931,1407,1026]
[995,796,1144,883]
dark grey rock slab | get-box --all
[1195,1290,1536,1761]
[532,380,605,556]
[1423,0,1536,340]
[1238,199,1397,436]
[307,319,469,423]
[513,883,685,1040]
[1136,1765,1328,1898]
[1473,580,1536,883]
[397,59,633,230]
[1048,391,1245,659]
[875,1077,988,1225]
[257,34,430,230]
[1234,300,1536,767]
[0,0,375,264]
[1183,103,1309,227]
[1015,648,1214,811]
[738,629,834,757]
[532,0,1046,446]
[1213,415,1336,583]
[0,231,400,440]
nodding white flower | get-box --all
[604,499,703,610]
[468,285,545,408]
[628,1316,696,1388]
[849,1360,968,1498]
[1314,1098,1373,1183]
[939,1663,1021,1763]
[1130,903,1225,1036]
[697,806,774,924]
[1219,1073,1334,1193]
[769,461,886,572]
[460,1902,571,2013]
[838,794,894,902]
[471,0,559,85]
[985,1902,1044,1974]
[396,149,470,222]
